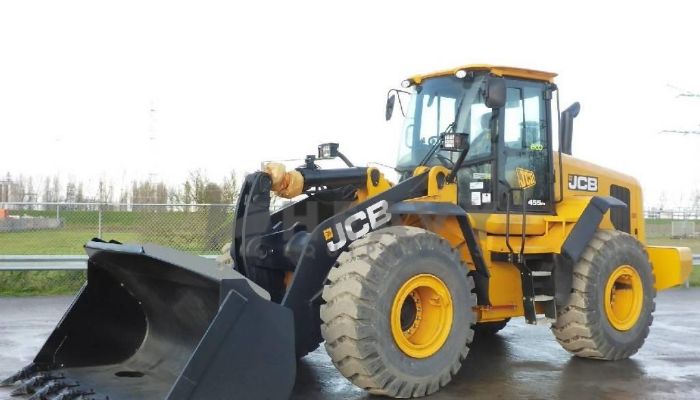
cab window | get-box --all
[500,84,551,211]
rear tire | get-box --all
[474,319,509,336]
[320,226,476,398]
[552,230,655,360]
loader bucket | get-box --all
[2,241,296,400]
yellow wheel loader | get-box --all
[2,65,692,399]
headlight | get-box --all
[455,69,468,79]
[401,79,412,88]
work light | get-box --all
[442,133,469,151]
[317,143,339,159]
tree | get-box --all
[42,177,52,203]
[65,182,77,203]
[691,189,700,212]
[189,170,208,204]
[183,181,193,204]
[52,175,61,202]
[97,178,113,203]
[222,170,239,205]
[202,182,224,204]
[75,183,85,203]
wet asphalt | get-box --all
[1,289,699,400]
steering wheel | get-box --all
[427,135,440,146]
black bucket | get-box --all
[2,241,296,399]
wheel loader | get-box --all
[2,64,692,399]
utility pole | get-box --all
[148,100,159,183]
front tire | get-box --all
[320,226,476,398]
[552,230,655,360]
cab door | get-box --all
[497,80,554,214]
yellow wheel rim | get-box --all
[604,265,644,331]
[390,274,453,359]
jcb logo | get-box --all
[568,175,598,192]
[516,168,536,189]
[324,200,391,252]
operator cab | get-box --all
[388,65,557,215]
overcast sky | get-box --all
[0,1,698,207]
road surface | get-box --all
[1,289,699,399]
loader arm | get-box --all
[231,168,442,350]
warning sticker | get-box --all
[473,172,491,180]
[470,181,484,190]
[471,192,481,206]
[482,193,492,204]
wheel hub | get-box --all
[391,274,453,359]
[604,265,644,331]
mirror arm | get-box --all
[336,151,354,168]
[386,89,411,119]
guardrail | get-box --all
[2,254,698,288]
[0,254,219,271]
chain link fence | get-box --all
[645,207,700,239]
[1,202,698,295]
[0,202,234,296]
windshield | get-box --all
[396,74,492,173]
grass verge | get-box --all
[0,270,85,296]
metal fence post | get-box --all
[98,206,103,239]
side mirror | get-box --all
[385,94,396,121]
[485,77,506,109]
[559,102,581,155]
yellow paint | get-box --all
[476,261,523,321]
[413,165,430,177]
[604,265,644,331]
[394,164,690,324]
[390,274,453,359]
[409,64,557,85]
[337,150,688,325]
[648,246,692,290]
[554,153,645,242]
[354,167,393,203]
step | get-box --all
[534,295,554,302]
[525,316,557,326]
[536,317,556,325]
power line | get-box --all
[662,84,700,135]
[667,84,700,98]
[659,129,700,135]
